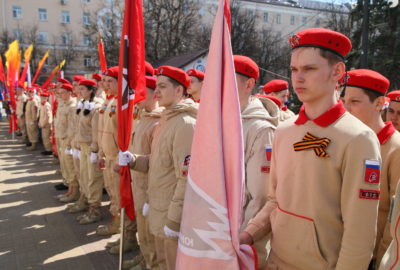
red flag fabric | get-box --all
[117,0,146,220]
[98,34,108,73]
[224,0,231,32]
[32,51,49,85]
[0,57,5,83]
[176,0,257,269]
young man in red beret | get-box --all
[240,28,381,269]
[263,79,295,121]
[233,55,279,269]
[38,91,53,155]
[122,65,197,270]
[187,69,204,102]
[25,88,40,150]
[387,91,400,132]
[15,87,28,144]
[122,76,163,269]
[54,83,80,203]
[343,69,400,268]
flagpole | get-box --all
[118,208,125,270]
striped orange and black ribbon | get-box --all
[293,132,331,158]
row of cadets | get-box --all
[54,80,80,203]
[341,69,400,268]
[15,86,28,145]
[240,28,382,269]
[121,65,198,270]
[233,55,279,268]
[262,79,296,121]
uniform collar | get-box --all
[295,101,346,127]
[377,122,396,145]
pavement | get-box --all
[0,119,137,270]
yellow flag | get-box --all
[24,45,33,61]
[59,59,66,69]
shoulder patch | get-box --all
[181,155,191,177]
[265,144,272,162]
[359,189,380,200]
[364,160,380,184]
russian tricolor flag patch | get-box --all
[364,160,380,184]
[265,144,272,162]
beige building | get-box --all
[0,0,121,81]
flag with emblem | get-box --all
[117,0,146,220]
[98,33,107,73]
[176,0,257,269]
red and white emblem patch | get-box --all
[181,155,191,177]
[359,189,380,200]
[261,166,270,173]
[265,144,272,162]
[364,160,380,184]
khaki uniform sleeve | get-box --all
[336,131,381,270]
[244,133,279,242]
[166,119,195,231]
[66,107,75,148]
[243,127,274,228]
[90,109,100,152]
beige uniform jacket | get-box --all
[16,94,27,118]
[38,102,52,128]
[55,98,76,140]
[129,107,163,213]
[76,99,102,152]
[97,96,112,154]
[241,96,279,229]
[67,99,81,149]
[375,123,400,265]
[99,97,118,159]
[279,107,295,122]
[245,102,381,270]
[25,98,39,124]
[147,99,197,237]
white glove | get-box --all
[164,225,179,238]
[142,203,150,217]
[65,148,73,155]
[77,101,83,109]
[77,150,81,160]
[118,151,134,166]
[84,101,95,111]
[90,152,98,163]
[72,149,81,160]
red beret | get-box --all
[73,75,86,82]
[48,83,56,88]
[104,66,119,79]
[388,90,400,102]
[145,62,154,76]
[26,88,35,93]
[146,76,157,90]
[57,78,70,84]
[345,69,390,95]
[156,65,191,89]
[60,83,73,91]
[289,28,352,59]
[255,94,282,108]
[263,79,289,93]
[187,69,205,81]
[233,55,259,80]
[79,79,97,87]
[39,91,50,97]
[92,73,102,81]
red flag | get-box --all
[19,45,33,86]
[98,33,108,73]
[176,0,257,269]
[224,0,231,32]
[117,0,146,220]
[0,56,6,83]
[32,51,49,85]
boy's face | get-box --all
[343,87,381,126]
[387,101,400,131]
[155,76,182,108]
[290,47,343,105]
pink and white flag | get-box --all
[176,0,257,269]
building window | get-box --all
[83,12,90,25]
[276,14,281,24]
[248,9,254,17]
[315,19,320,26]
[13,29,22,39]
[302,16,307,25]
[106,16,113,28]
[84,56,92,67]
[83,34,90,46]
[61,33,70,45]
[276,31,282,39]
[38,8,47,21]
[38,32,48,43]
[290,15,295,25]
[12,6,22,19]
[263,12,268,22]
[61,11,70,23]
